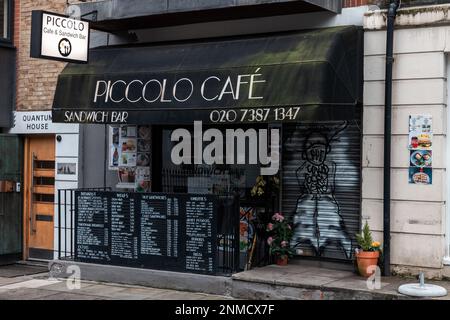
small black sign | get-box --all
[75,191,217,275]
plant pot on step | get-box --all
[276,255,288,266]
[356,251,380,277]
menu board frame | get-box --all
[74,191,218,275]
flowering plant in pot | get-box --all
[355,221,382,277]
[266,213,294,266]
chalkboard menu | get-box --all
[75,191,217,275]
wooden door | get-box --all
[23,135,55,260]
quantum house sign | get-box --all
[30,10,90,63]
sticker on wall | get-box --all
[408,115,432,151]
[409,167,432,185]
[55,158,78,181]
[408,115,433,185]
[410,150,432,168]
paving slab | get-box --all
[0,276,35,287]
[109,286,176,300]
[0,288,60,300]
[0,264,48,278]
[35,292,104,300]
[0,279,61,290]
[73,284,134,297]
[143,291,227,300]
[40,280,96,292]
[275,274,344,287]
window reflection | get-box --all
[0,0,8,40]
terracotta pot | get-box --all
[276,255,288,266]
[356,251,380,277]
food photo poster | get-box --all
[408,115,433,185]
[109,125,152,192]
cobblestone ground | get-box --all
[0,274,232,300]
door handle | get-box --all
[30,153,37,234]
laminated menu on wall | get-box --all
[408,115,432,185]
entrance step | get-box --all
[16,260,49,267]
[231,264,412,300]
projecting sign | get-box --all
[30,10,89,63]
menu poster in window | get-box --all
[119,126,137,167]
[136,126,152,192]
[118,167,136,185]
[108,126,120,170]
[136,167,151,193]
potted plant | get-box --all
[355,221,382,277]
[266,212,294,266]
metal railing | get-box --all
[57,187,111,260]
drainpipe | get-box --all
[383,0,400,277]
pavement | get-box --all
[0,265,232,300]
[2,262,450,300]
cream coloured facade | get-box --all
[364,4,450,278]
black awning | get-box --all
[52,26,363,125]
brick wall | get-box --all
[15,0,67,111]
[343,0,372,7]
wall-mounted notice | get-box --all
[74,191,217,275]
[408,115,433,185]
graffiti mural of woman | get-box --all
[291,122,353,259]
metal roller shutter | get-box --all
[282,119,361,261]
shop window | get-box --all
[0,0,11,42]
[159,125,266,199]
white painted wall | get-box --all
[364,5,450,274]
[54,131,79,260]
[445,55,450,266]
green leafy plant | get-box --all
[266,213,295,258]
[356,221,382,252]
